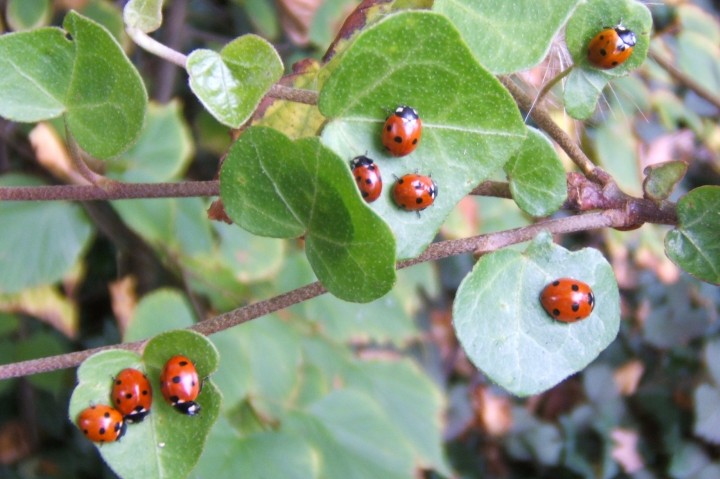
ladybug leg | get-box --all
[415,210,421,219]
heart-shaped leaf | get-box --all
[69,330,220,479]
[0,11,147,158]
[452,232,620,396]
[563,0,652,119]
[123,0,163,32]
[504,127,567,217]
[188,35,283,128]
[319,11,526,259]
[665,186,720,285]
[220,126,396,302]
[433,0,581,74]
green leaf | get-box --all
[187,35,283,128]
[665,186,720,285]
[677,31,720,95]
[124,289,196,342]
[112,197,214,256]
[80,0,127,47]
[452,232,620,396]
[236,0,279,40]
[319,11,526,259]
[220,126,396,302]
[214,223,286,283]
[284,390,417,478]
[192,423,317,478]
[504,127,567,217]
[345,361,451,475]
[6,0,52,31]
[211,316,302,417]
[70,333,221,479]
[0,12,147,158]
[594,120,642,196]
[563,0,652,119]
[0,174,93,294]
[16,331,69,394]
[643,160,688,201]
[433,0,580,74]
[107,101,194,182]
[123,0,164,32]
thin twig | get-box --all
[267,84,319,105]
[500,76,613,187]
[0,204,677,381]
[535,66,573,104]
[0,181,219,201]
[648,48,720,110]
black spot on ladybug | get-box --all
[170,395,179,403]
[99,427,107,435]
[365,179,372,185]
[552,280,560,286]
[571,284,579,291]
[600,48,607,56]
[83,429,89,435]
[179,361,188,367]
[552,308,560,316]
[125,393,133,399]
[412,139,418,144]
[116,379,122,385]
[618,45,626,52]
[394,136,402,143]
[398,178,404,184]
[386,125,392,132]
[172,376,181,384]
[103,412,110,418]
[611,61,618,66]
[572,303,580,312]
[362,191,369,198]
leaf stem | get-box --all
[126,26,188,67]
[0,205,676,380]
[267,84,319,105]
[535,65,573,104]
[0,181,219,201]
[648,48,720,110]
[500,76,612,186]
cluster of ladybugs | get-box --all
[351,105,438,214]
[76,355,202,444]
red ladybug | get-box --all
[76,405,126,443]
[160,355,201,416]
[111,368,153,423]
[350,155,382,203]
[392,174,438,212]
[587,24,636,69]
[382,105,422,157]
[540,278,595,323]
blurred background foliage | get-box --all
[0,0,718,478]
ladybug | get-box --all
[160,355,201,416]
[392,174,438,213]
[76,405,126,443]
[587,24,637,69]
[111,368,153,423]
[540,278,595,323]
[382,105,422,157]
[350,155,382,203]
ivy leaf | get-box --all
[123,0,164,33]
[220,126,396,302]
[504,127,567,217]
[0,11,147,158]
[187,35,283,128]
[563,0,652,119]
[665,186,720,285]
[452,232,620,396]
[0,174,93,294]
[319,11,526,259]
[643,160,688,202]
[433,0,581,74]
[69,331,221,479]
